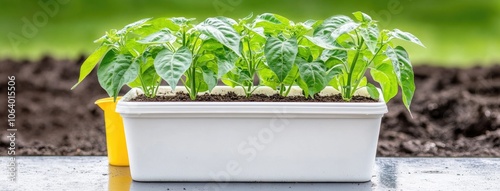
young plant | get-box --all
[72,18,168,100]
[73,17,241,101]
[73,12,423,114]
[152,17,241,100]
[221,13,267,97]
[313,11,424,112]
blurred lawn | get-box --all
[1,0,499,66]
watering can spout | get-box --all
[95,97,129,166]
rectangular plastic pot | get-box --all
[116,86,387,182]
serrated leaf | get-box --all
[196,18,242,56]
[359,23,379,54]
[386,46,415,113]
[366,83,380,100]
[264,36,298,82]
[137,28,176,44]
[72,45,109,89]
[154,46,193,90]
[298,61,327,97]
[370,62,398,103]
[389,29,425,47]
[97,51,139,100]
[353,11,372,22]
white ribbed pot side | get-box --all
[117,86,387,182]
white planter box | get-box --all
[117,86,387,182]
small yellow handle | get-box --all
[96,97,129,166]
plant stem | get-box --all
[152,74,160,97]
[190,64,196,100]
[284,69,299,97]
[345,38,364,101]
[279,83,285,96]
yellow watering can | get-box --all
[95,97,129,166]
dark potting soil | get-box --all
[0,56,499,157]
[129,92,376,102]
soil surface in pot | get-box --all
[130,92,376,102]
[0,56,499,157]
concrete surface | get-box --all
[1,157,499,190]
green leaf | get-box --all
[117,18,151,35]
[314,16,353,39]
[320,48,347,63]
[165,17,195,31]
[359,23,379,54]
[186,68,209,93]
[329,73,344,91]
[254,13,290,26]
[128,62,159,88]
[330,21,360,42]
[253,13,291,35]
[247,26,266,39]
[221,68,244,88]
[366,83,380,100]
[202,67,217,91]
[304,35,338,50]
[196,18,242,56]
[154,46,193,90]
[264,36,298,82]
[352,11,372,22]
[240,12,254,23]
[389,29,425,47]
[137,28,176,44]
[296,76,310,98]
[282,64,299,85]
[385,46,415,113]
[298,61,327,97]
[216,16,238,26]
[258,65,279,90]
[326,64,344,82]
[216,53,236,78]
[97,51,139,100]
[297,45,312,62]
[72,45,109,89]
[370,61,398,103]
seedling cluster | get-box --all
[73,12,424,112]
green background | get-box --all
[1,0,500,66]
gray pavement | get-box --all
[1,157,499,191]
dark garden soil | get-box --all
[0,56,499,157]
[131,92,376,102]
